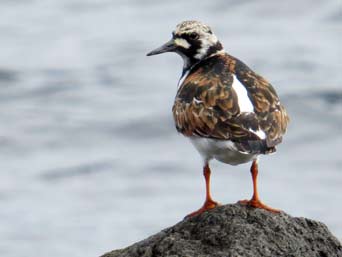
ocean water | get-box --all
[0,1,341,257]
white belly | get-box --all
[189,137,257,165]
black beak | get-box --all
[146,39,177,56]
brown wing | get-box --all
[234,55,289,148]
[172,53,289,154]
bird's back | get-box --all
[173,53,289,154]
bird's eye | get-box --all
[189,32,199,40]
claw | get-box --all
[185,200,220,218]
[238,199,280,213]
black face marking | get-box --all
[173,32,203,70]
[189,32,199,40]
[180,32,200,44]
[171,27,224,73]
[175,33,223,62]
[206,42,223,58]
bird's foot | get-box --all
[238,199,281,213]
[185,199,220,219]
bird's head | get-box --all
[147,21,223,70]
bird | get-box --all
[147,20,289,217]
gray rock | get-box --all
[101,203,342,257]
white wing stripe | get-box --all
[231,74,254,113]
[232,75,266,139]
[249,128,266,139]
[178,70,190,89]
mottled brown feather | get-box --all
[172,53,289,154]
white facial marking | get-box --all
[231,74,254,113]
[174,38,190,49]
[174,21,222,69]
[194,34,218,59]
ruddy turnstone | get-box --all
[147,21,289,217]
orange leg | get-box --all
[239,159,280,213]
[186,163,219,218]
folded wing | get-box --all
[172,54,289,154]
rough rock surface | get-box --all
[101,203,342,257]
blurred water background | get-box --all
[0,0,341,256]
